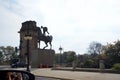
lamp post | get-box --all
[24,34,32,72]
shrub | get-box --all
[112,63,120,70]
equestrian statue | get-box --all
[37,26,53,49]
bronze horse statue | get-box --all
[37,27,53,49]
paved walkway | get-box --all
[31,68,120,80]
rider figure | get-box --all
[41,26,49,36]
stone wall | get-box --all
[19,21,38,62]
[31,49,55,68]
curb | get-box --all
[52,68,120,74]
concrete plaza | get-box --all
[31,68,120,80]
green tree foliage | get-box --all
[112,63,120,70]
[61,52,67,63]
[84,41,103,68]
[0,51,4,64]
[66,51,76,63]
[77,40,120,68]
[0,46,18,64]
[55,51,77,66]
[55,54,61,64]
[104,40,120,68]
[77,54,90,67]
[83,59,95,68]
[77,54,99,68]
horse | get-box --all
[37,27,53,49]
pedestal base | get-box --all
[31,49,55,68]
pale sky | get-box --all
[0,0,120,54]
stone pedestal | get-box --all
[31,49,55,68]
[99,60,105,72]
[72,61,76,70]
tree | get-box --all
[104,40,120,68]
[66,51,76,66]
[0,46,18,64]
[0,46,6,62]
[0,51,4,64]
[61,52,67,64]
[55,51,77,67]
[88,41,103,56]
[83,59,95,68]
[55,53,61,64]
[77,54,90,67]
[86,41,103,68]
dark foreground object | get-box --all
[0,70,35,80]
